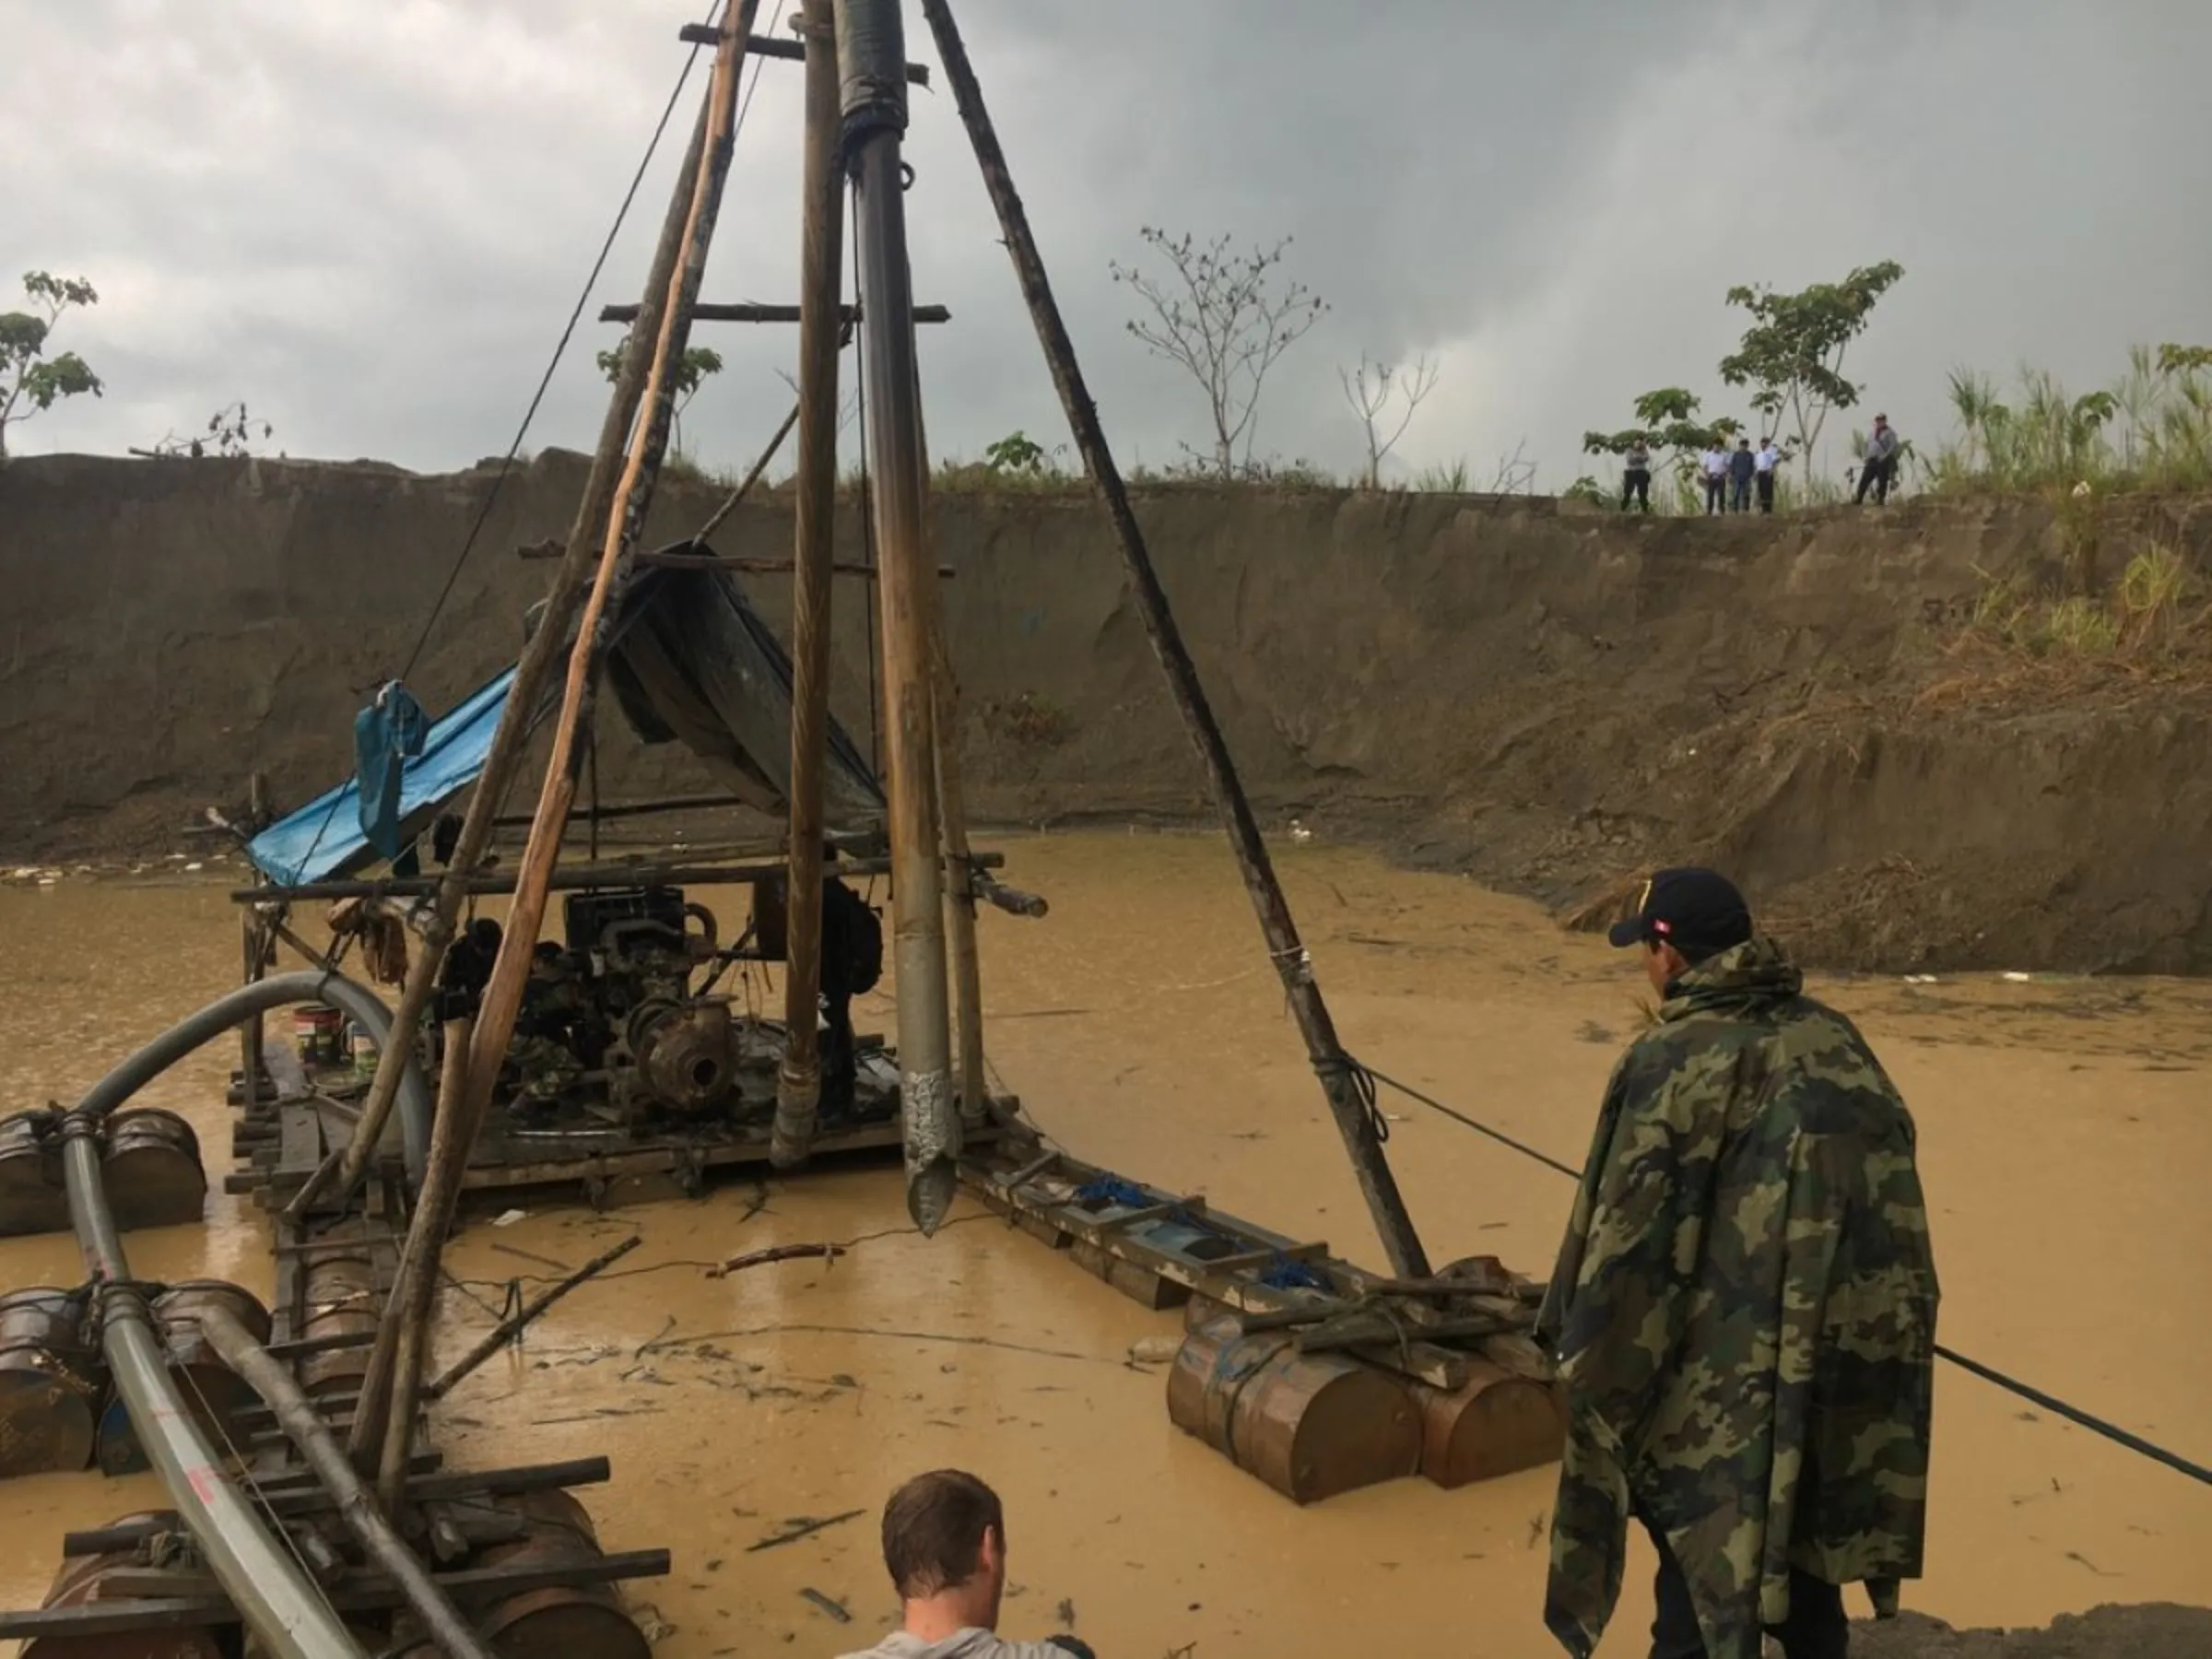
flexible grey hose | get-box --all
[54,969,439,1658]
[70,969,432,1188]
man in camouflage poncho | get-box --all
[1539,868,1937,1659]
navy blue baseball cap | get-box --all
[1607,867,1753,954]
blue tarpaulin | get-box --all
[249,668,517,886]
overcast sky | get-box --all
[5,1,2207,489]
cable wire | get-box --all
[1356,1053,2212,1488]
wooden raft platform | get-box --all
[227,1044,1004,1214]
[0,1170,673,1653]
[960,1126,1566,1503]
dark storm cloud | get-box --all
[4,1,2206,488]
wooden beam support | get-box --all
[598,300,950,324]
[675,25,931,82]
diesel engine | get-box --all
[436,879,882,1127]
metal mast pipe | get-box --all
[836,0,956,1231]
[772,0,849,1170]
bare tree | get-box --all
[1111,228,1327,478]
[1339,352,1441,487]
[1488,438,1537,495]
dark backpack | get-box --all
[821,879,884,999]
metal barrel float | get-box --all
[1406,1355,1565,1488]
[20,1512,228,1659]
[1166,1315,1422,1504]
[95,1281,272,1476]
[0,1112,72,1237]
[418,1488,653,1659]
[101,1109,206,1231]
[0,1108,206,1238]
[0,1287,104,1479]
[297,1250,382,1399]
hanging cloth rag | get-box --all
[353,680,429,862]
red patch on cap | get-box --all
[1652,918,1673,935]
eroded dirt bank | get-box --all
[5,452,2210,971]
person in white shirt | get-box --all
[1753,438,1783,513]
[1700,443,1728,515]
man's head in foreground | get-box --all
[1607,866,1753,994]
[882,1470,1008,1636]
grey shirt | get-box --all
[838,1631,1094,1659]
[1866,426,1900,462]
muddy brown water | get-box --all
[1,830,2207,1656]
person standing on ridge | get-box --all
[1755,435,1783,512]
[1701,441,1729,514]
[1728,437,1756,512]
[1539,867,1938,1659]
[1621,434,1653,512]
[1855,414,1900,504]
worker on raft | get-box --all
[1538,867,1938,1659]
[839,1470,1096,1659]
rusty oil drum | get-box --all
[1406,1355,1566,1488]
[1166,1315,1422,1504]
[441,1488,652,1659]
[102,1108,206,1232]
[95,1280,273,1477]
[298,1252,382,1399]
[0,1286,103,1479]
[22,1512,226,1659]
[0,1112,72,1237]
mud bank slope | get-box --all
[4,451,2210,971]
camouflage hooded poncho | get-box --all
[1539,936,1938,1659]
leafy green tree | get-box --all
[149,400,276,460]
[1718,260,1902,492]
[596,340,724,453]
[0,272,103,459]
[1583,387,1745,503]
[983,429,1049,474]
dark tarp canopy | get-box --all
[250,542,883,885]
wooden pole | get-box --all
[771,0,847,1171]
[424,1233,642,1401]
[371,1017,473,1507]
[351,6,757,1468]
[837,0,955,1232]
[691,394,803,547]
[283,88,718,1225]
[918,0,1430,1277]
[194,1303,499,1659]
[598,300,949,324]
